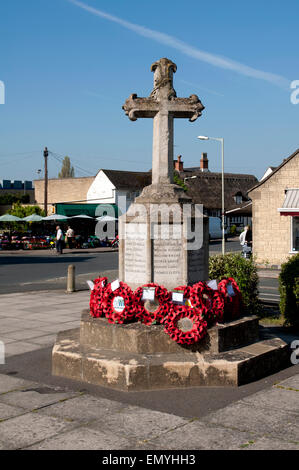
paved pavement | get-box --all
[0,371,298,450]
[0,287,298,450]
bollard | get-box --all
[66,264,76,293]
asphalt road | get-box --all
[0,239,279,300]
[0,251,118,294]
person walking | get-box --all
[239,227,247,247]
[245,225,252,247]
[56,225,64,254]
[239,225,252,259]
[66,226,75,249]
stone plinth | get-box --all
[119,200,209,291]
[52,311,290,391]
[79,310,259,355]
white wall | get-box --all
[86,170,116,204]
[260,167,274,182]
[87,170,141,213]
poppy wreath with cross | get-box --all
[164,304,208,345]
[89,277,108,318]
[217,277,242,321]
[102,281,136,324]
[189,281,225,325]
[134,283,171,325]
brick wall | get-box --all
[250,152,299,266]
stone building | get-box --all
[34,170,151,216]
[174,154,258,228]
[35,158,258,224]
[248,148,299,266]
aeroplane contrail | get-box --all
[67,0,289,90]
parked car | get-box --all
[209,217,228,241]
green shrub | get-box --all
[0,193,30,204]
[279,254,299,328]
[209,253,261,315]
[173,173,187,191]
[230,225,237,236]
[8,202,45,218]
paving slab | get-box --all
[0,412,75,449]
[0,402,26,420]
[276,375,299,390]
[241,387,299,413]
[245,436,299,450]
[26,426,133,450]
[0,374,36,394]
[0,387,80,411]
[38,323,80,333]
[201,401,299,440]
[28,335,58,346]
[146,420,254,450]
[88,405,188,441]
[4,341,44,357]
[37,394,128,424]
[2,329,54,342]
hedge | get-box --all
[279,253,299,328]
[209,253,261,316]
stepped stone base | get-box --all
[52,310,290,391]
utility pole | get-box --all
[44,147,48,215]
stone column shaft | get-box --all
[152,112,174,185]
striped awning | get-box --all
[278,189,299,216]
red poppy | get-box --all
[164,304,208,345]
[217,277,242,321]
[102,281,136,324]
[89,277,108,318]
[134,283,171,325]
[190,281,225,324]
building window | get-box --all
[292,217,299,252]
[234,192,243,204]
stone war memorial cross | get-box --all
[52,58,290,391]
[119,57,209,291]
[123,57,204,188]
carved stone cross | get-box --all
[123,58,204,186]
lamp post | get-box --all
[197,135,225,255]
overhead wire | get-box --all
[48,150,96,176]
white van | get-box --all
[209,217,227,240]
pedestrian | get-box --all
[66,226,75,249]
[56,225,64,254]
[239,225,249,247]
[245,225,252,247]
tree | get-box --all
[9,202,45,218]
[58,156,75,178]
[5,203,46,231]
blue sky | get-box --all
[0,0,298,181]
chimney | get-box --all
[174,155,184,172]
[200,152,209,172]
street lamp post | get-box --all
[197,135,225,255]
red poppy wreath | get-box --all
[164,304,208,345]
[134,283,171,325]
[102,281,136,324]
[190,282,225,324]
[89,277,108,318]
[217,277,242,321]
